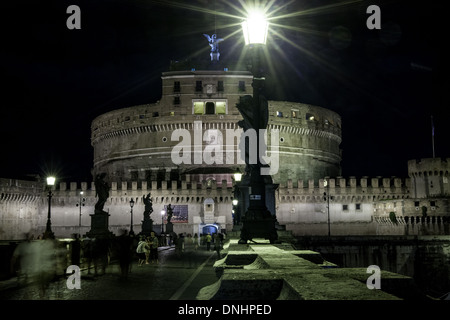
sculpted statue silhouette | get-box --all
[94,173,109,214]
[143,193,153,220]
[236,95,270,178]
[166,204,174,223]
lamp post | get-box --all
[76,191,86,237]
[129,198,135,236]
[161,209,165,234]
[44,176,56,239]
[232,171,242,226]
[324,178,331,237]
[236,9,278,244]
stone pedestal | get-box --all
[141,218,153,236]
[86,213,113,238]
[239,207,278,244]
[166,221,174,234]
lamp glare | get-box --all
[242,10,268,45]
[47,176,56,186]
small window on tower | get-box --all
[173,96,180,105]
[173,81,181,93]
[217,81,224,92]
[291,110,298,118]
[205,102,215,114]
[238,81,245,92]
[196,81,203,92]
[277,111,283,117]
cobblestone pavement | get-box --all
[0,246,219,300]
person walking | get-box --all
[136,236,147,267]
[183,234,196,268]
[148,232,159,264]
[117,229,133,278]
[70,234,81,266]
[193,233,199,251]
[144,236,151,264]
[213,233,222,259]
[205,233,212,251]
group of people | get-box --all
[136,232,159,266]
[9,228,227,297]
[10,233,65,299]
[170,232,225,260]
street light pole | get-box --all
[44,176,56,239]
[161,209,165,234]
[324,178,331,237]
[129,198,135,236]
[236,9,278,244]
[76,191,85,237]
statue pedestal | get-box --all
[166,222,174,234]
[141,219,153,236]
[86,213,113,239]
[239,206,278,244]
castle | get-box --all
[0,54,448,241]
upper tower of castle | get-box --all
[408,158,450,198]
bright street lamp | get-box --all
[241,10,269,45]
[44,176,56,239]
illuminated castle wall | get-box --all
[1,158,449,240]
[1,63,449,240]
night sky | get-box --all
[0,0,446,184]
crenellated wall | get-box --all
[1,172,448,240]
[408,158,450,198]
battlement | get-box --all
[408,158,450,177]
[0,176,413,205]
[52,176,410,192]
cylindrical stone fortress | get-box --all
[91,69,342,186]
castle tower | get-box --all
[408,158,450,198]
[91,66,342,186]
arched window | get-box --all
[205,102,215,114]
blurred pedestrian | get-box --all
[183,234,196,268]
[92,238,109,276]
[145,236,151,264]
[205,233,212,251]
[81,237,94,274]
[213,233,222,259]
[148,232,159,264]
[117,230,133,279]
[10,234,57,299]
[136,236,147,267]
[193,233,199,250]
[71,234,81,266]
[175,233,184,258]
[10,233,34,286]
